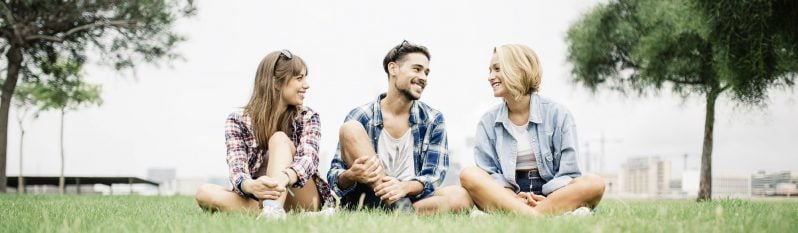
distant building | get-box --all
[175,177,228,196]
[619,156,671,197]
[682,170,750,198]
[148,168,177,195]
[176,177,208,196]
[713,173,750,198]
[682,170,699,195]
[751,171,791,196]
[595,172,618,196]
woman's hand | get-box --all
[517,192,546,207]
[242,176,286,200]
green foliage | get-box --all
[697,0,798,104]
[1,0,196,82]
[26,60,102,112]
[567,0,712,97]
[1,196,797,233]
[566,0,797,102]
[12,82,41,112]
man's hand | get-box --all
[242,176,286,200]
[374,176,408,205]
[516,192,546,207]
[345,156,384,185]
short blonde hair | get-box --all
[495,44,542,100]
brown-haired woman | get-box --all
[195,50,333,219]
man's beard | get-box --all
[397,84,421,101]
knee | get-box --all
[459,167,485,190]
[447,186,474,211]
[268,131,291,146]
[339,121,366,142]
[578,174,606,196]
[195,184,216,206]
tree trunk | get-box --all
[59,109,65,195]
[18,127,24,194]
[1,46,23,193]
[697,89,719,201]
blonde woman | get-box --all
[195,50,333,219]
[460,44,605,216]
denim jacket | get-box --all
[473,94,581,195]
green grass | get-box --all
[1,195,797,233]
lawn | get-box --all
[1,195,796,233]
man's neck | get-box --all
[381,88,413,116]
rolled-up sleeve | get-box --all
[409,115,448,202]
[225,113,253,196]
[473,122,513,189]
[542,111,581,195]
[288,111,322,188]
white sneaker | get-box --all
[470,209,489,218]
[258,205,287,220]
[301,207,337,217]
[564,207,592,217]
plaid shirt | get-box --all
[225,107,333,207]
[327,93,449,202]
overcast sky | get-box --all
[6,0,797,181]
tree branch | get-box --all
[0,1,15,26]
[0,1,25,44]
[25,19,135,42]
[665,76,702,85]
[719,84,730,92]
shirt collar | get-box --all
[494,93,543,126]
[373,92,419,127]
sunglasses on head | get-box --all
[273,49,293,76]
[395,40,409,53]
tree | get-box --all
[11,81,42,193]
[31,60,101,195]
[566,0,797,200]
[0,0,195,192]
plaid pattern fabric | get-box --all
[327,93,449,202]
[225,107,333,208]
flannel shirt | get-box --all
[225,107,333,207]
[327,93,449,202]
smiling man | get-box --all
[327,40,472,214]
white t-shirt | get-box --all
[507,122,537,171]
[377,129,415,181]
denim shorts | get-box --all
[515,169,546,196]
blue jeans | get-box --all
[515,169,546,196]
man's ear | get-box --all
[388,62,399,77]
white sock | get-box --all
[263,200,282,209]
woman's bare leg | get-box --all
[263,131,297,207]
[195,183,259,214]
[284,177,322,212]
[531,174,605,214]
[413,185,473,215]
[459,167,538,216]
[460,166,606,216]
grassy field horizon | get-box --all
[2,195,797,233]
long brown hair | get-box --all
[246,51,307,149]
